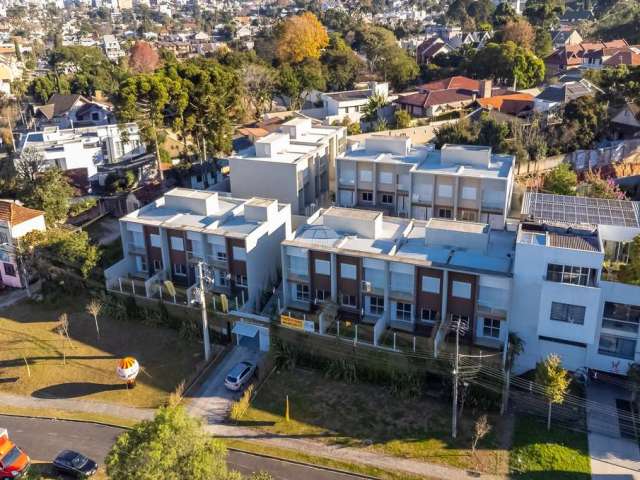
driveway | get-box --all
[587,382,640,479]
[188,345,264,425]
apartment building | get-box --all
[228,117,347,216]
[105,188,291,311]
[17,123,144,179]
[336,137,514,229]
[510,192,640,375]
[281,207,514,350]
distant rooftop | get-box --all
[518,221,601,253]
[522,192,640,228]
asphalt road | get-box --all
[0,415,369,480]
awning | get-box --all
[232,322,259,338]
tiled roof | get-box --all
[477,93,534,115]
[548,232,600,252]
[603,50,640,66]
[418,76,480,92]
[0,201,44,226]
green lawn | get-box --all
[510,416,591,479]
[239,367,509,474]
[0,297,202,408]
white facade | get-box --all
[103,35,125,62]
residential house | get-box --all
[551,29,583,49]
[415,36,452,65]
[534,79,597,113]
[228,117,347,216]
[319,82,391,124]
[105,188,291,311]
[31,94,114,130]
[545,39,631,75]
[281,207,514,351]
[611,103,640,139]
[0,200,46,289]
[336,138,514,229]
[472,92,535,118]
[103,34,125,62]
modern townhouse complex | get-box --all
[280,191,640,377]
[228,117,347,216]
[511,192,640,375]
[105,188,291,311]
[281,207,514,352]
[336,137,514,229]
[17,123,145,179]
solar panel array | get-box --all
[525,193,640,228]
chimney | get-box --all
[479,79,492,99]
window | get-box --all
[153,259,162,271]
[602,302,640,333]
[170,236,184,251]
[289,256,308,275]
[451,314,470,329]
[438,208,452,219]
[196,174,203,182]
[3,262,15,277]
[599,334,636,360]
[421,309,438,323]
[92,112,100,121]
[482,318,501,338]
[381,193,393,205]
[340,263,357,280]
[604,240,630,263]
[395,302,412,322]
[235,274,247,287]
[215,247,227,261]
[550,302,586,325]
[232,246,246,261]
[173,263,186,276]
[459,210,477,222]
[147,233,160,248]
[379,171,393,184]
[315,289,330,302]
[361,191,373,202]
[341,294,357,307]
[369,296,384,315]
[295,283,310,301]
[451,281,471,299]
[438,184,453,198]
[546,264,597,286]
[0,231,8,244]
[359,170,373,182]
[218,271,229,286]
[314,259,330,276]
[462,186,476,200]
[135,256,147,272]
[422,276,440,294]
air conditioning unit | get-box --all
[361,281,372,293]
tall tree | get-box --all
[275,12,329,64]
[535,354,571,430]
[498,19,535,49]
[276,59,326,110]
[22,168,74,226]
[468,41,545,88]
[359,26,418,89]
[321,33,364,91]
[129,41,161,74]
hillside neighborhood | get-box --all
[2,0,640,479]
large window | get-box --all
[341,294,357,307]
[546,264,597,287]
[599,334,636,360]
[289,256,308,275]
[315,289,330,302]
[235,274,248,287]
[232,246,247,261]
[420,308,438,324]
[369,296,384,315]
[550,302,586,325]
[422,276,440,294]
[438,208,452,219]
[395,302,412,322]
[314,259,330,276]
[602,302,640,333]
[482,318,501,338]
[173,263,186,276]
[170,236,184,251]
[295,283,310,302]
[452,281,472,299]
[340,263,357,280]
[361,191,373,202]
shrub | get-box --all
[229,384,254,421]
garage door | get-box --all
[539,338,587,371]
[339,190,354,207]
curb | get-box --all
[226,446,380,479]
[0,412,133,430]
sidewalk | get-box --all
[587,382,640,479]
[0,392,154,422]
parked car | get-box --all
[53,450,97,478]
[224,361,256,391]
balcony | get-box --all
[187,250,205,264]
[389,289,414,302]
[287,270,310,283]
[339,178,356,187]
[207,255,228,269]
[128,243,146,255]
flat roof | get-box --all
[340,142,431,166]
[522,191,640,228]
[412,150,513,179]
[426,218,488,234]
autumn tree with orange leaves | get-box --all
[128,41,161,74]
[275,12,329,64]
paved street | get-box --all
[0,415,367,480]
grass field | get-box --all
[0,297,202,408]
[510,415,591,479]
[238,367,509,474]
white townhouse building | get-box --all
[17,123,145,179]
[228,117,347,216]
[336,137,515,229]
[105,188,291,312]
[103,34,125,62]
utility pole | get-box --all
[452,321,459,439]
[197,261,211,361]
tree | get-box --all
[275,12,329,64]
[535,354,571,430]
[241,63,276,120]
[15,146,47,185]
[581,170,626,199]
[394,109,412,129]
[471,414,491,455]
[543,163,577,196]
[129,41,161,73]
[276,59,326,110]
[106,404,244,480]
[534,28,553,58]
[477,116,510,152]
[362,93,387,122]
[321,33,364,91]
[86,298,103,340]
[618,235,640,285]
[22,168,74,225]
[433,118,479,148]
[559,96,608,150]
[524,0,563,27]
[468,42,545,88]
[499,19,535,49]
[492,2,518,27]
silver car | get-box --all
[224,361,256,391]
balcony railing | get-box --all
[128,243,146,255]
